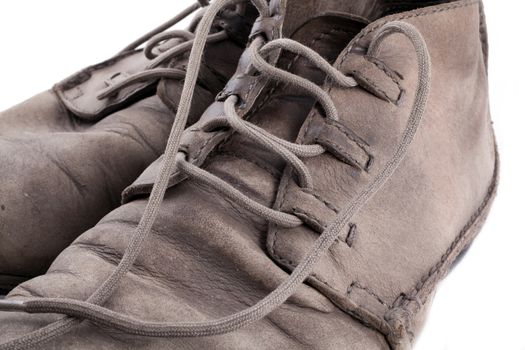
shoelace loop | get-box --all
[97,0,231,101]
[0,0,430,346]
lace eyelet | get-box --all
[216,89,247,109]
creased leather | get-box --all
[0,1,497,349]
[54,7,254,122]
[54,50,155,121]
[0,4,388,349]
[269,1,497,348]
[123,9,369,202]
[122,1,287,202]
[0,6,255,281]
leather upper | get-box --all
[54,6,253,122]
[0,1,497,349]
[0,5,256,280]
[270,2,496,346]
[119,0,497,347]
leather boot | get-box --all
[0,1,497,349]
[0,1,256,289]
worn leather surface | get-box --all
[1,0,496,349]
[269,2,497,347]
[0,6,255,281]
[53,6,253,122]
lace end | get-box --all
[0,299,26,312]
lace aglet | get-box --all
[0,299,26,312]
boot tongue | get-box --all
[205,14,367,208]
[157,5,258,125]
[280,12,368,87]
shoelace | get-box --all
[0,0,430,347]
[96,0,229,100]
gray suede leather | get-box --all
[0,5,255,288]
[0,0,497,349]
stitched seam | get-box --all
[192,28,350,200]
[325,118,370,148]
[333,0,480,74]
[292,208,325,230]
[319,137,368,169]
[234,22,309,109]
[248,252,386,333]
[200,28,350,182]
[315,118,372,169]
[364,56,405,104]
[400,156,498,305]
[353,71,399,103]
[271,0,482,340]
[56,50,140,91]
[310,273,392,334]
[241,78,258,106]
[366,55,403,82]
[349,282,388,307]
[384,153,498,347]
[478,1,489,69]
[247,27,347,116]
[270,27,348,262]
[300,188,340,213]
[248,28,351,112]
[349,56,403,103]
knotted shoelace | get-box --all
[0,0,430,347]
[96,0,230,100]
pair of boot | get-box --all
[0,0,498,349]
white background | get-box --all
[0,1,523,349]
